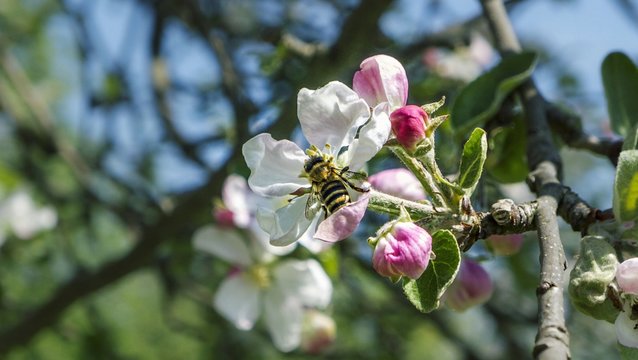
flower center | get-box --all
[247,264,271,289]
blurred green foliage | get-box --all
[0,0,629,359]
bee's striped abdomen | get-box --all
[321,179,350,214]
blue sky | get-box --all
[51,0,638,196]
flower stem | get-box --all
[367,188,438,221]
[420,148,464,208]
[391,146,449,209]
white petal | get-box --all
[272,259,332,308]
[249,221,297,260]
[222,175,251,228]
[213,274,261,330]
[192,225,253,266]
[5,191,57,239]
[256,195,315,246]
[263,285,304,352]
[615,308,638,348]
[297,237,332,254]
[298,81,370,152]
[345,104,391,171]
[242,134,308,197]
[294,212,330,253]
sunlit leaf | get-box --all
[614,150,638,222]
[458,128,487,195]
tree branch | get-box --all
[479,0,571,358]
[545,102,623,166]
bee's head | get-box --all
[303,145,333,180]
[303,154,325,175]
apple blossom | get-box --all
[213,175,329,254]
[616,258,638,295]
[368,168,426,201]
[444,258,493,311]
[422,33,495,82]
[369,219,433,281]
[193,226,332,352]
[243,81,389,246]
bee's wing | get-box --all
[341,170,370,192]
[305,190,323,219]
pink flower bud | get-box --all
[372,222,432,280]
[368,168,426,201]
[390,105,428,153]
[445,259,493,311]
[213,208,236,228]
[353,55,408,109]
[616,258,638,295]
[300,310,336,354]
[485,234,524,256]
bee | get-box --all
[303,146,369,219]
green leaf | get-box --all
[402,230,460,313]
[486,116,528,183]
[458,128,487,194]
[451,52,537,135]
[568,236,620,323]
[0,164,21,191]
[602,52,638,137]
[614,150,638,222]
[619,343,638,360]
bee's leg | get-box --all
[344,178,370,193]
[288,187,311,202]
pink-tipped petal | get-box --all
[353,55,408,109]
[314,193,370,242]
